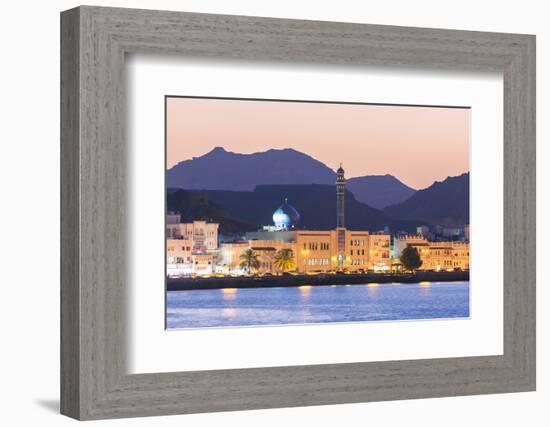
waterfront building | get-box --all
[218,239,295,275]
[218,241,249,275]
[295,230,334,273]
[298,229,391,273]
[239,228,391,275]
[393,235,428,258]
[422,241,470,271]
[394,235,470,271]
[368,232,392,272]
[166,216,219,250]
[250,240,294,274]
[166,213,220,277]
[166,236,193,275]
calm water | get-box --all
[166,281,469,329]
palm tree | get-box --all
[274,249,296,273]
[239,249,260,275]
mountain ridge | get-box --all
[167,147,418,209]
[346,174,416,209]
[383,173,470,227]
[168,147,335,190]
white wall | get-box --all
[0,0,546,426]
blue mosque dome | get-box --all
[272,198,300,230]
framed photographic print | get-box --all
[164,96,471,330]
[61,6,536,420]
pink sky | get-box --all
[167,97,470,190]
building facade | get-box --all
[227,229,391,275]
[218,239,295,276]
[166,214,220,277]
[165,164,467,277]
[394,235,470,271]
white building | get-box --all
[166,213,219,277]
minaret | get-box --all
[336,163,346,229]
[336,164,346,269]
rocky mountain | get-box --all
[383,173,469,227]
[346,174,416,209]
[167,147,335,191]
[168,185,422,233]
[167,147,417,208]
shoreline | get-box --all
[167,271,469,291]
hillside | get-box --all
[346,174,416,209]
[383,173,469,227]
[166,189,260,234]
[168,185,421,233]
[167,147,334,191]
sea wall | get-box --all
[167,271,469,291]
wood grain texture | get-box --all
[60,6,536,420]
[60,7,80,419]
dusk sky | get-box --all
[166,97,470,190]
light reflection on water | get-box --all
[167,281,469,329]
[298,285,312,299]
[220,288,238,302]
[222,307,238,318]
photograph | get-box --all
[165,96,471,329]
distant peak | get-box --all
[209,146,226,153]
[200,146,232,158]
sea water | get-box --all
[166,281,469,329]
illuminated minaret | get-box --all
[336,163,346,228]
[336,164,346,268]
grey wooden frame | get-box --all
[61,5,536,420]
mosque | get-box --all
[221,165,392,275]
[272,198,301,230]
